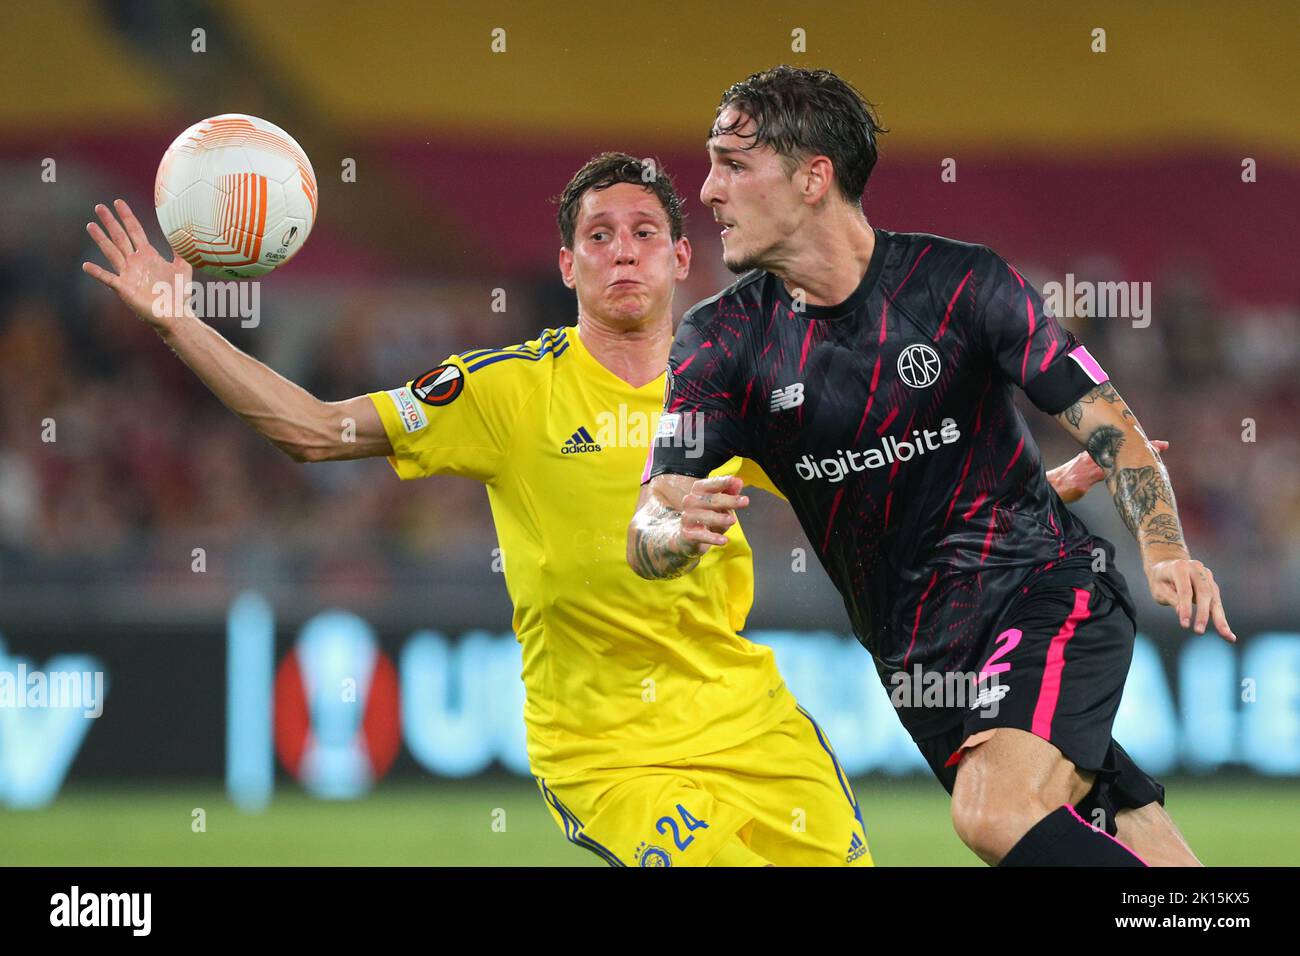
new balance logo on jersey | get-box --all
[770,382,805,411]
[971,683,1010,711]
[561,426,603,454]
[846,832,868,864]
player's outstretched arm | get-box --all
[82,199,391,464]
[1054,382,1234,642]
[627,474,749,580]
[1047,439,1169,504]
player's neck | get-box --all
[776,213,876,307]
[575,311,674,389]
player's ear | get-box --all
[674,236,691,281]
[802,155,835,206]
[558,246,576,289]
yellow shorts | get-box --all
[537,704,873,867]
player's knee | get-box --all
[949,793,1002,863]
[950,789,1056,864]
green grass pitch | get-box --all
[2,778,1295,866]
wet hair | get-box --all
[712,65,887,203]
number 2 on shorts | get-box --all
[979,627,1022,682]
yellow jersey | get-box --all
[368,324,794,779]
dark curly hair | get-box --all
[555,152,684,249]
[712,65,887,204]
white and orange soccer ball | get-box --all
[154,113,318,278]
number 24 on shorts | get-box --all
[657,804,709,852]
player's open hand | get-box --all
[678,475,750,551]
[82,199,193,333]
[1053,439,1169,504]
[1147,557,1235,643]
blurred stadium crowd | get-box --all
[0,0,1296,627]
[2,227,1297,619]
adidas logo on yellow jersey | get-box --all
[561,426,603,455]
[846,831,869,863]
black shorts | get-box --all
[912,569,1165,833]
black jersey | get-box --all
[647,228,1118,736]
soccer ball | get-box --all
[154,113,318,278]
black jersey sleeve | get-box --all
[643,315,747,483]
[977,251,1109,414]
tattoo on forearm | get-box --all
[1060,381,1136,432]
[1059,380,1183,553]
[629,498,700,580]
[1140,512,1185,547]
[1085,425,1125,471]
[1109,465,1180,545]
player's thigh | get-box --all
[537,770,757,868]
[695,705,873,867]
[1114,801,1201,867]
